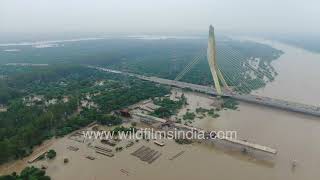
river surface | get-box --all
[196,39,320,180]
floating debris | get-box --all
[131,145,146,156]
[131,146,161,164]
[142,150,157,161]
[68,131,85,143]
[154,141,165,147]
[148,153,162,164]
[94,145,112,152]
[101,139,117,146]
[67,146,79,151]
[126,141,134,148]
[120,169,129,176]
[96,150,114,157]
[95,145,114,157]
[291,160,298,169]
[86,156,96,160]
[169,151,185,160]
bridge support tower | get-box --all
[207,25,229,95]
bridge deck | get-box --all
[220,137,277,154]
[133,113,277,154]
[94,67,320,117]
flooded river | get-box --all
[47,40,320,180]
[196,40,320,180]
[1,40,320,180]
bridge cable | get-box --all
[174,53,202,80]
[220,50,273,94]
[216,48,253,94]
[174,52,206,81]
[220,47,275,81]
[174,55,202,81]
[216,47,267,94]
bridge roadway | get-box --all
[134,112,277,154]
[93,66,320,117]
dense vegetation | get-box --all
[0,166,50,180]
[97,114,122,126]
[0,65,169,164]
[195,107,220,119]
[104,38,282,93]
[0,37,282,93]
[222,97,239,110]
[183,112,196,121]
[46,149,56,159]
[151,95,187,118]
[207,109,220,118]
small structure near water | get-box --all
[131,146,162,164]
[154,141,165,147]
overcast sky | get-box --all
[1,0,319,35]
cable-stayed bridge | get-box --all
[91,25,320,117]
[94,67,320,117]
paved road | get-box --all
[93,66,320,117]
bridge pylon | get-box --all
[207,25,229,96]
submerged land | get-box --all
[0,37,320,180]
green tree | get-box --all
[46,149,56,159]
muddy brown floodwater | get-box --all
[1,39,320,180]
[195,39,320,180]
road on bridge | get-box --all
[92,66,320,117]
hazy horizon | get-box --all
[1,0,319,36]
